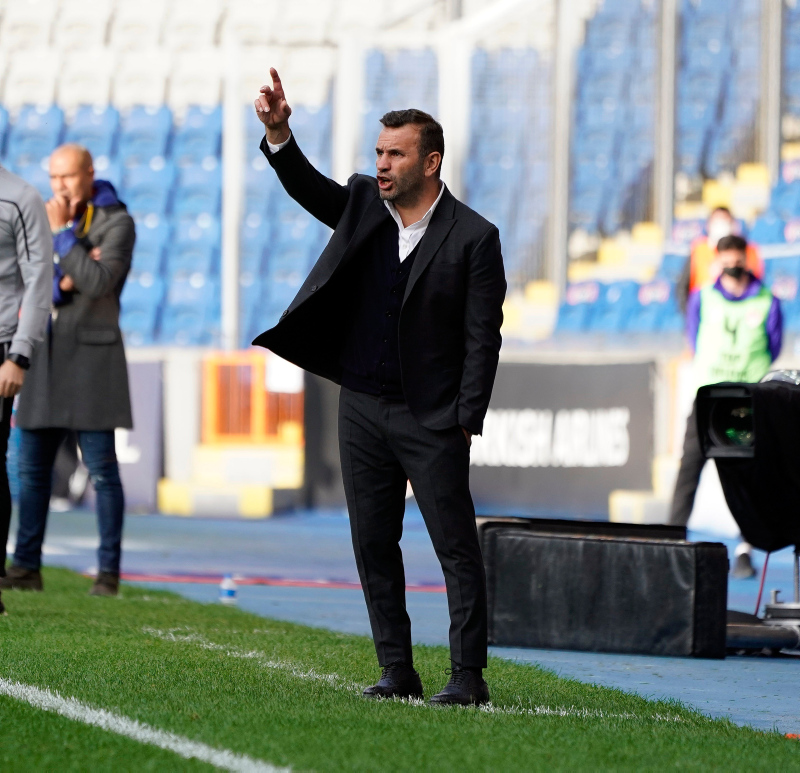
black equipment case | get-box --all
[481,518,728,658]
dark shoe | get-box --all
[0,591,6,616]
[429,667,490,706]
[732,552,757,580]
[0,565,43,591]
[89,572,119,597]
[362,662,423,700]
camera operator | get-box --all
[0,166,53,615]
[0,144,134,598]
[670,234,782,577]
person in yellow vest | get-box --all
[678,207,764,311]
[670,234,782,578]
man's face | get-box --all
[375,125,426,206]
[49,149,94,215]
[718,248,747,273]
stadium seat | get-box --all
[2,49,59,108]
[118,106,173,164]
[133,213,172,255]
[120,273,165,346]
[0,0,56,52]
[658,252,689,283]
[53,0,113,51]
[168,51,223,111]
[58,49,115,109]
[11,161,52,201]
[5,105,64,168]
[164,242,218,280]
[159,275,220,346]
[108,1,167,50]
[113,51,170,108]
[122,159,176,217]
[174,214,222,249]
[171,106,222,165]
[131,242,164,277]
[63,106,119,163]
[554,282,601,334]
[172,161,222,217]
[590,281,640,333]
[749,212,787,245]
[163,0,222,50]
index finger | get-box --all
[270,67,284,94]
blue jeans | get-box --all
[14,429,125,574]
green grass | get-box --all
[0,568,798,772]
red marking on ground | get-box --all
[787,734,800,740]
[114,572,447,594]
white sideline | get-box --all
[0,678,288,773]
[145,628,687,724]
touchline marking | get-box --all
[0,678,288,773]
[145,628,687,724]
[144,627,363,692]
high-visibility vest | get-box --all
[694,283,774,390]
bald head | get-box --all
[49,143,95,214]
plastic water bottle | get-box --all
[219,574,237,605]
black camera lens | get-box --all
[709,398,754,448]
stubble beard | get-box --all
[378,164,426,208]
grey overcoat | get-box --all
[16,203,135,430]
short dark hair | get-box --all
[710,206,732,218]
[379,109,444,173]
[716,234,748,253]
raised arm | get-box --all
[254,68,350,229]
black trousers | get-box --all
[338,388,488,668]
[669,401,706,527]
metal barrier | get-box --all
[202,352,303,445]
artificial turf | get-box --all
[0,568,798,771]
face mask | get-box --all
[722,266,745,280]
[707,219,733,246]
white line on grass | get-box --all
[0,678,288,773]
[144,627,687,724]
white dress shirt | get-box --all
[266,132,445,262]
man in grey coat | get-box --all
[0,166,53,615]
[1,144,135,598]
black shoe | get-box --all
[89,572,119,597]
[731,552,757,580]
[0,565,43,591]
[0,591,6,616]
[362,662,423,700]
[429,667,490,706]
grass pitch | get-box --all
[0,568,798,771]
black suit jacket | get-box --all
[253,135,506,435]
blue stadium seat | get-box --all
[122,159,175,216]
[159,276,220,346]
[174,214,221,249]
[163,242,217,279]
[5,105,64,167]
[763,256,800,299]
[94,156,123,189]
[118,106,172,164]
[171,105,221,165]
[120,274,164,346]
[172,161,222,217]
[590,281,640,333]
[131,242,164,276]
[770,182,800,220]
[0,106,8,151]
[554,282,601,334]
[631,280,677,333]
[569,187,605,232]
[11,161,51,200]
[239,242,265,278]
[749,212,786,245]
[658,252,689,283]
[133,213,171,254]
[240,211,271,252]
[64,106,119,161]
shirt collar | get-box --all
[384,181,445,232]
[713,273,762,301]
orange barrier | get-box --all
[202,352,303,445]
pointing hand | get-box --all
[254,67,292,145]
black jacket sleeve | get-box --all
[458,225,506,435]
[261,134,351,230]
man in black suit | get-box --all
[254,69,506,705]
